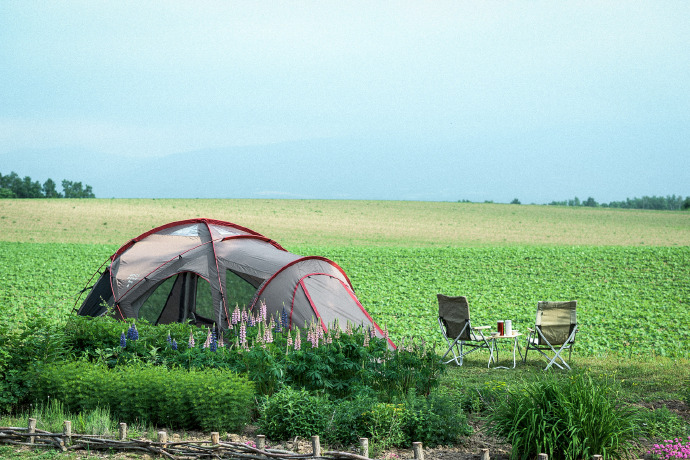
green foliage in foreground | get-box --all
[1,242,688,358]
[486,371,639,460]
[259,387,471,451]
[33,361,254,432]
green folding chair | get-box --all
[524,301,578,370]
[437,294,493,366]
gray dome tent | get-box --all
[77,218,393,347]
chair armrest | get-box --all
[473,326,491,330]
[527,327,535,333]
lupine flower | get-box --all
[294,328,301,350]
[260,302,267,323]
[120,331,127,348]
[363,334,370,347]
[383,326,389,342]
[345,322,353,336]
[370,326,376,339]
[326,331,332,345]
[188,330,195,348]
[166,332,172,346]
[239,322,247,347]
[127,323,139,341]
[232,306,241,325]
[171,339,178,350]
[286,329,293,347]
[281,307,289,330]
[272,315,281,333]
[217,331,224,348]
[203,328,212,348]
[241,308,248,324]
[264,323,273,344]
[210,327,218,352]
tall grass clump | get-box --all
[486,371,637,460]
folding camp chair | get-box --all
[437,294,493,366]
[523,301,578,370]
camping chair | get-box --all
[437,294,493,366]
[523,301,578,370]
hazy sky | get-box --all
[1,2,688,203]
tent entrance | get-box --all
[137,272,214,326]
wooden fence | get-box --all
[0,418,643,460]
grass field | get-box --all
[1,198,689,458]
[2,198,689,246]
[1,199,688,357]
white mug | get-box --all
[504,320,513,336]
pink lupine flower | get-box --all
[286,329,293,347]
[260,301,267,323]
[363,335,370,347]
[241,308,248,324]
[294,328,301,350]
[203,327,212,348]
[232,306,240,325]
[188,330,195,348]
[239,322,247,347]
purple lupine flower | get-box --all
[249,312,256,327]
[281,307,289,330]
[126,323,139,341]
[272,315,281,333]
[171,339,178,350]
[120,331,127,348]
[210,327,218,352]
[232,306,240,325]
[188,330,195,348]
[166,332,172,346]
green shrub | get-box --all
[486,371,637,460]
[33,360,254,432]
[404,390,472,447]
[258,387,331,440]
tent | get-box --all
[76,218,393,347]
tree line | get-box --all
[546,195,690,211]
[0,171,95,198]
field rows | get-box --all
[2,242,688,358]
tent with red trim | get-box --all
[76,218,393,347]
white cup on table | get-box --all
[504,320,512,336]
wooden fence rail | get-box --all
[0,418,642,460]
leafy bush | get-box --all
[486,371,637,460]
[258,387,331,440]
[33,361,254,432]
[404,390,472,447]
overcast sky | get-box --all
[1,2,688,203]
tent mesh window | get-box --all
[195,277,214,323]
[226,269,257,311]
[139,277,177,324]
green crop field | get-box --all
[1,199,689,358]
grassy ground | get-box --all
[1,198,689,246]
[1,198,688,458]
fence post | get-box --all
[28,418,36,444]
[538,454,548,460]
[63,420,72,445]
[312,435,321,457]
[256,434,266,450]
[211,432,220,445]
[158,430,167,448]
[481,448,490,460]
[119,422,127,441]
[359,438,369,458]
[413,441,424,460]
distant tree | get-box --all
[583,197,598,207]
[62,180,95,198]
[510,198,521,204]
[42,178,61,198]
[0,188,15,198]
[683,197,690,210]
